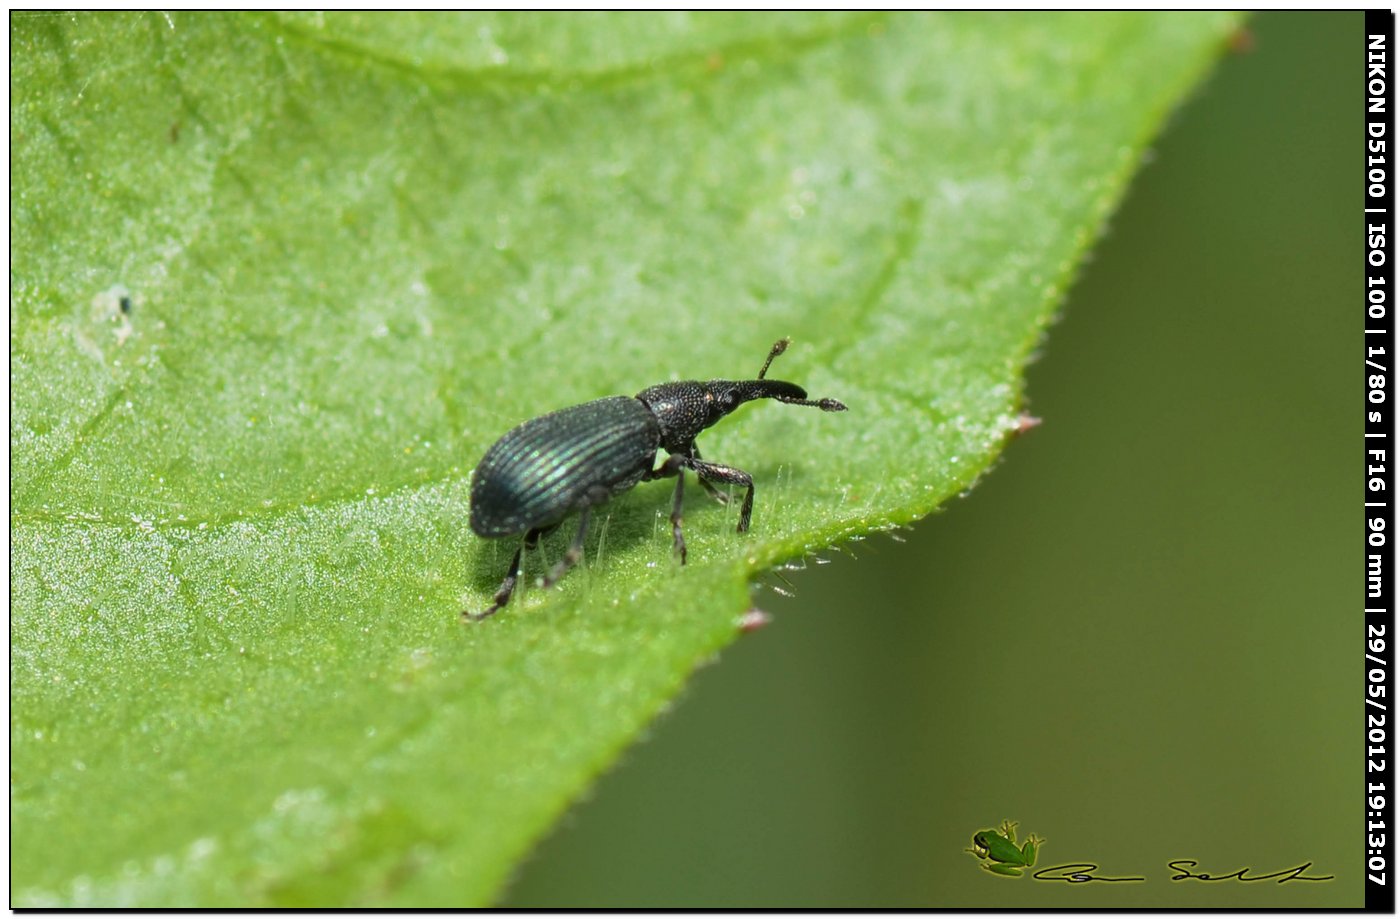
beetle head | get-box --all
[636,339,846,453]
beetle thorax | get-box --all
[635,380,726,453]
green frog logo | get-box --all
[967,820,1044,877]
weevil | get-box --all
[465,338,846,620]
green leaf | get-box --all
[11,11,1239,906]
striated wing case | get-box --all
[469,396,661,538]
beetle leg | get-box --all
[690,446,729,505]
[645,453,691,562]
[670,468,687,564]
[696,476,728,505]
[539,487,609,592]
[465,526,547,622]
[687,459,755,532]
[539,508,588,591]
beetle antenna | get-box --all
[777,394,848,412]
[757,338,791,380]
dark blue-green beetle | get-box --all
[466,338,846,620]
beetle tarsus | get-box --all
[464,597,506,622]
[465,541,527,622]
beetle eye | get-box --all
[719,389,739,410]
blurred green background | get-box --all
[503,11,1358,908]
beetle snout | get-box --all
[729,379,807,405]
